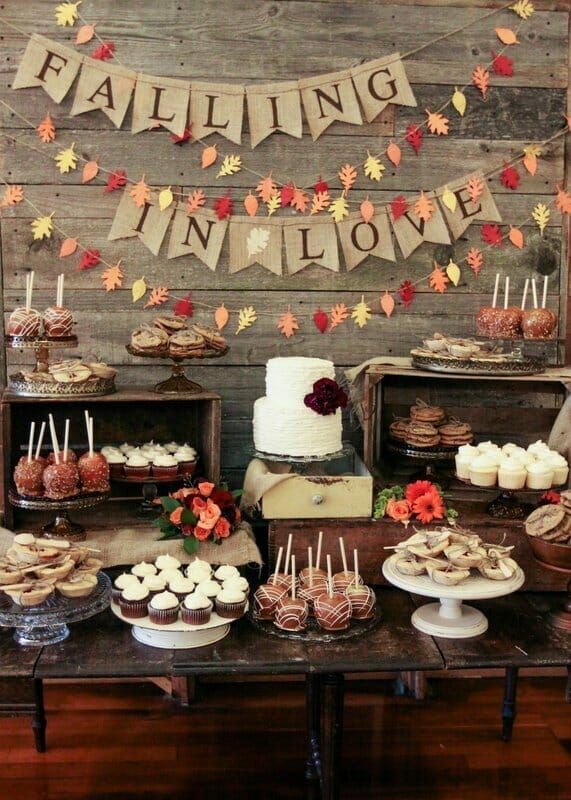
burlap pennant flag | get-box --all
[228,217,282,274]
[71,59,137,128]
[299,69,362,140]
[167,207,227,271]
[108,189,174,255]
[246,81,302,149]
[337,210,395,271]
[351,54,417,122]
[132,74,190,136]
[437,171,503,239]
[190,82,245,145]
[12,34,82,104]
[283,217,339,275]
[390,194,451,259]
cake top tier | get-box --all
[265,357,336,404]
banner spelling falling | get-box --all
[13,33,417,146]
[108,170,502,275]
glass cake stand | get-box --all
[8,488,110,541]
[386,439,460,484]
[125,344,228,394]
[0,571,111,646]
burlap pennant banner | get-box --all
[350,54,417,122]
[390,194,451,259]
[436,171,503,239]
[337,209,396,271]
[283,216,340,274]
[246,81,302,149]
[132,74,190,137]
[108,189,175,255]
[228,217,283,275]
[167,207,228,270]
[299,68,362,141]
[12,33,83,104]
[190,82,245,145]
[71,59,137,128]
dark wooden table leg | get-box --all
[32,678,46,753]
[305,674,322,782]
[501,666,518,742]
[320,673,344,800]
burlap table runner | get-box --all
[0,521,262,568]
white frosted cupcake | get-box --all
[497,458,526,490]
[181,592,212,625]
[119,442,133,454]
[155,554,181,571]
[196,579,222,600]
[222,576,250,596]
[165,441,180,454]
[526,461,554,490]
[455,444,479,480]
[142,574,168,598]
[131,561,157,578]
[541,453,569,486]
[528,440,550,457]
[147,591,179,625]
[186,559,212,583]
[214,565,240,582]
[168,574,195,601]
[152,454,178,479]
[502,443,519,455]
[158,568,184,585]
[125,452,150,478]
[484,448,502,467]
[469,455,498,487]
[477,441,495,452]
[112,572,140,604]
[215,588,247,619]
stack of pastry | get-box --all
[405,422,441,449]
[17,359,116,387]
[438,420,473,447]
[130,316,227,359]
[410,400,445,427]
[388,400,473,450]
[525,501,571,545]
[0,534,103,607]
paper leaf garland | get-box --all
[452,87,466,116]
[467,247,483,275]
[523,145,541,176]
[405,124,423,155]
[310,192,330,215]
[31,213,54,240]
[92,42,115,61]
[314,176,329,194]
[363,153,385,182]
[280,184,295,207]
[278,307,299,338]
[291,187,309,214]
[55,1,81,26]
[132,277,147,303]
[246,227,270,257]
[555,185,571,215]
[330,195,349,223]
[441,186,457,212]
[492,52,514,77]
[391,195,409,221]
[213,195,233,220]
[244,192,258,217]
[158,186,174,211]
[170,127,192,145]
[360,198,375,223]
[55,143,78,174]
[0,185,24,206]
[398,280,415,307]
[130,176,150,208]
[256,174,277,203]
[313,308,328,333]
[429,265,449,293]
[59,237,78,257]
[351,296,372,328]
[81,160,99,184]
[79,249,100,270]
[532,203,550,235]
[510,0,534,20]
[466,176,484,203]
[386,142,401,167]
[105,170,127,192]
[216,154,242,178]
[472,66,490,99]
[187,189,206,215]
[266,193,280,217]
[339,164,357,194]
[102,261,124,291]
[330,303,349,330]
[500,165,520,190]
[75,23,95,44]
[481,223,503,246]
[202,145,218,169]
[144,286,169,308]
[173,293,193,317]
[214,304,229,331]
[509,227,524,249]
[425,109,449,135]
[414,191,434,222]
[37,113,56,143]
[496,28,519,45]
[236,306,257,334]
[380,292,395,318]
[446,259,461,286]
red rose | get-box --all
[194,525,212,541]
[386,498,412,521]
[191,496,207,515]
[214,517,231,538]
[210,489,234,508]
[198,481,215,498]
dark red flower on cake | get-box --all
[405,480,436,505]
[304,378,348,416]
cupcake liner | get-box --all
[147,604,179,625]
[181,605,212,626]
[119,598,149,619]
[151,466,178,479]
[215,599,247,619]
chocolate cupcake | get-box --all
[147,591,179,625]
[221,576,250,597]
[112,572,140,605]
[131,561,157,579]
[215,587,247,620]
[196,579,222,601]
[155,554,181,572]
[181,592,212,626]
[214,564,240,582]
[167,574,195,601]
[142,573,168,599]
[119,584,150,619]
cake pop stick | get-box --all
[283,533,293,577]
[339,537,349,575]
[48,414,60,464]
[315,530,323,570]
[308,546,313,588]
[542,275,548,309]
[57,274,64,308]
[27,421,35,464]
[291,555,296,600]
[84,410,93,458]
[503,276,510,310]
[326,554,333,598]
[63,419,70,463]
[521,278,529,311]
[492,273,500,308]
[272,547,283,586]
[90,416,95,458]
[531,278,538,309]
[34,421,46,461]
[353,549,360,588]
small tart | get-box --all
[5,581,54,607]
[56,573,98,598]
[74,557,104,576]
[0,561,24,585]
[34,556,76,581]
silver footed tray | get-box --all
[410,349,545,376]
[8,371,115,397]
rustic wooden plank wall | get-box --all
[0,0,569,486]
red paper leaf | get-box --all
[91,42,115,61]
[173,292,193,317]
[213,195,233,220]
[481,224,503,246]
[280,183,295,207]
[170,126,192,145]
[105,169,127,192]
[313,308,329,333]
[78,249,101,270]
[398,280,415,307]
[500,165,520,190]
[491,51,514,77]
[314,176,329,194]
[391,195,409,221]
[405,124,423,155]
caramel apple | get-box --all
[298,582,327,614]
[476,306,502,337]
[299,567,328,585]
[314,591,352,631]
[78,451,110,493]
[346,584,376,620]
[43,306,74,338]
[274,597,308,632]
[253,583,287,620]
[13,456,44,497]
[47,449,77,465]
[7,307,41,338]
[332,571,364,592]
[43,461,79,500]
[521,308,557,340]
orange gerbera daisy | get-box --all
[405,480,435,505]
[412,490,445,524]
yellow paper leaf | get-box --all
[386,142,401,167]
[55,143,77,174]
[102,260,124,291]
[532,203,550,235]
[360,198,375,223]
[452,87,466,116]
[132,277,147,303]
[144,286,169,308]
[216,154,242,178]
[496,27,519,45]
[158,186,174,211]
[55,0,81,26]
[37,113,56,143]
[509,226,524,249]
[31,213,54,240]
[75,23,95,44]
[201,145,217,169]
[130,176,150,208]
[277,306,299,338]
[59,237,77,257]
[446,259,461,286]
[510,0,534,20]
[441,186,457,212]
[82,160,99,184]
[266,193,280,217]
[380,292,395,318]
[214,304,229,331]
[330,195,349,223]
[351,295,372,328]
[236,305,257,334]
[363,152,385,182]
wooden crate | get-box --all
[0,388,221,529]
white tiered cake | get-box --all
[253,357,344,457]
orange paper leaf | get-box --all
[256,173,277,203]
[0,185,24,206]
[330,302,349,330]
[310,191,331,215]
[82,160,99,183]
[186,189,205,215]
[278,306,299,338]
[338,164,357,195]
[37,113,56,143]
[496,28,519,45]
[429,264,449,293]
[291,187,309,214]
[472,66,490,99]
[102,260,124,291]
[144,286,169,308]
[509,226,524,249]
[467,247,483,276]
[59,237,78,257]
[75,23,95,44]
[214,304,229,331]
[523,153,536,176]
[425,109,449,135]
[201,145,217,169]
[555,184,571,215]
[360,198,375,223]
[380,291,395,318]
[244,191,258,217]
[414,191,434,222]
[130,175,150,208]
[386,141,401,167]
[466,176,484,204]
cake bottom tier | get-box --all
[253,397,342,457]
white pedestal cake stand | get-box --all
[383,554,525,639]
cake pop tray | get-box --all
[8,373,116,397]
[247,604,381,643]
[411,351,545,376]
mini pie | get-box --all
[130,326,169,354]
[169,329,205,358]
[34,556,76,582]
[191,324,227,352]
[85,362,117,379]
[56,573,98,598]
[75,557,104,576]
[0,560,24,585]
[153,315,188,335]
[5,580,55,607]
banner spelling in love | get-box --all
[107,170,502,275]
[13,33,417,146]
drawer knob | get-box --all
[312,493,324,505]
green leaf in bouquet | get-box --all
[183,536,199,555]
[160,496,180,513]
[181,509,197,525]
[157,523,180,540]
[231,489,244,499]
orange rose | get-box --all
[171,487,198,502]
[169,506,183,525]
[191,496,207,515]
[194,525,212,541]
[198,499,221,530]
[198,481,215,498]
[386,498,412,521]
[215,517,231,538]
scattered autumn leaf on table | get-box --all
[132,277,148,303]
[532,203,550,234]
[105,170,127,192]
[492,52,514,77]
[500,165,520,190]
[214,304,229,331]
[92,42,115,61]
[59,237,78,257]
[466,175,484,203]
[330,195,349,223]
[313,308,328,333]
[244,192,258,217]
[158,186,174,211]
[360,198,375,223]
[452,87,466,116]
[186,189,206,215]
[496,28,519,45]
[310,191,330,215]
[174,292,193,317]
[37,113,56,143]
[79,249,101,270]
[55,1,81,26]
[330,303,349,330]
[351,296,372,328]
[214,195,233,220]
[405,124,423,155]
[256,173,277,203]
[246,227,270,257]
[266,193,280,217]
[202,145,217,169]
[441,186,457,212]
[339,164,357,194]
[75,23,95,44]
[481,223,503,246]
[31,213,54,240]
[236,306,257,334]
[217,154,242,178]
[414,191,434,222]
[391,195,409,221]
[102,260,124,291]
[278,306,299,338]
[510,0,534,20]
[0,185,24,207]
[291,187,309,213]
[380,292,395,318]
[446,259,461,286]
[425,109,449,135]
[429,264,449,293]
[509,226,524,249]
[82,160,99,184]
[170,126,192,145]
[523,144,541,176]
[363,153,384,181]
[467,247,483,275]
[55,143,78,174]
[472,66,490,99]
[386,141,401,167]
[144,286,169,308]
[130,176,150,208]
[555,185,571,215]
[398,280,415,306]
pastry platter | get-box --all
[410,349,545,376]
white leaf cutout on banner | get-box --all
[247,227,270,257]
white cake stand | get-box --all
[382,554,525,639]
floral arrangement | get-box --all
[374,480,458,525]
[304,378,348,416]
[154,481,242,555]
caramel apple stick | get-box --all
[521,278,529,311]
[57,273,64,308]
[326,554,334,598]
[315,530,323,570]
[531,278,538,309]
[27,421,35,464]
[90,416,95,458]
[353,549,360,588]
[308,546,313,588]
[283,533,293,577]
[63,419,70,463]
[48,413,60,464]
[542,275,548,309]
[84,410,93,458]
[503,276,509,310]
[272,546,283,586]
[339,537,349,575]
[291,555,296,600]
[492,273,500,308]
[34,421,46,461]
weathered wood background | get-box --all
[0,0,569,486]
